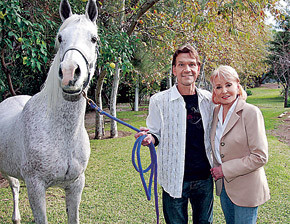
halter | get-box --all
[60,47,96,89]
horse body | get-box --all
[0,92,89,184]
[21,93,89,186]
[0,1,98,223]
[0,95,31,179]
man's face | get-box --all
[172,53,200,87]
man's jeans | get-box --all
[220,183,258,224]
[162,176,213,224]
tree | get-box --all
[267,13,290,107]
[93,0,161,139]
[0,0,56,101]
[170,1,277,85]
[126,0,280,89]
[93,0,283,138]
[1,0,285,132]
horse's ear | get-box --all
[60,0,72,21]
[86,0,98,23]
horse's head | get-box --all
[57,0,98,101]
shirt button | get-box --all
[221,154,225,158]
[220,142,225,146]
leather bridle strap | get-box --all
[61,47,94,89]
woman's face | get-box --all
[213,76,239,106]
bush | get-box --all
[246,89,253,96]
[0,0,57,100]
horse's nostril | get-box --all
[59,68,63,79]
[75,65,80,78]
[68,80,75,86]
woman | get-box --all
[209,65,270,224]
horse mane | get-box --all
[40,51,62,110]
[40,15,96,110]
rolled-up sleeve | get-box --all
[146,96,161,143]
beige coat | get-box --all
[210,99,270,207]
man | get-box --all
[135,44,215,223]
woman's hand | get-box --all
[210,165,224,181]
[134,127,155,146]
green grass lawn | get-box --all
[0,86,289,223]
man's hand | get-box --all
[134,127,155,146]
[210,165,224,181]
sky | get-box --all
[265,0,289,28]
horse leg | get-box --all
[25,178,47,224]
[65,173,85,224]
[5,175,21,224]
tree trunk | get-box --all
[94,69,106,139]
[283,68,290,108]
[197,55,210,90]
[134,73,139,111]
[284,74,289,108]
[110,63,120,138]
[287,72,290,108]
[167,68,172,89]
[284,86,289,108]
[109,0,125,137]
[127,0,161,36]
[1,48,16,96]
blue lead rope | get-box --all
[83,93,159,224]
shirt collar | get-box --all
[218,96,239,122]
[171,84,202,99]
[170,84,182,101]
[170,84,209,102]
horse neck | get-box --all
[38,52,87,128]
[32,92,85,128]
[56,96,87,123]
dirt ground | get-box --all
[271,114,290,146]
[260,83,290,146]
[84,110,134,140]
[1,84,289,188]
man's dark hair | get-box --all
[172,44,201,67]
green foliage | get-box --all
[265,12,289,104]
[97,28,139,75]
[246,89,252,96]
[0,0,57,100]
[96,20,146,106]
[117,71,160,109]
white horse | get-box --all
[0,0,98,223]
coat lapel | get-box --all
[211,105,220,146]
[222,99,245,137]
[211,105,220,166]
[211,105,223,195]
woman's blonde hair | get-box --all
[210,65,247,104]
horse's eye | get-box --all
[58,35,62,43]
[91,36,97,43]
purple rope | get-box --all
[88,101,159,224]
